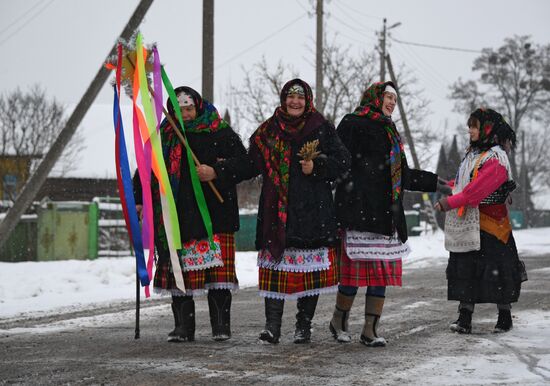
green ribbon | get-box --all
[161,66,215,246]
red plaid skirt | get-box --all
[258,247,338,299]
[339,241,402,287]
[154,233,238,294]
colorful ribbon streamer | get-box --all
[135,33,185,292]
[161,66,215,246]
[112,84,150,288]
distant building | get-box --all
[37,177,118,202]
[0,155,39,200]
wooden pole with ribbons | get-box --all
[125,54,224,204]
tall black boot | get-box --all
[168,295,195,342]
[294,295,319,344]
[450,303,473,334]
[259,298,284,344]
[208,289,232,341]
[494,304,513,333]
[167,296,181,341]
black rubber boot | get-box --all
[208,289,232,341]
[259,298,284,344]
[294,295,319,344]
[168,296,195,342]
[450,307,472,334]
[167,297,181,341]
[494,309,513,333]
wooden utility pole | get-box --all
[521,131,529,226]
[379,18,387,82]
[0,0,155,251]
[385,54,420,168]
[202,0,214,102]
[386,53,438,230]
[316,0,323,111]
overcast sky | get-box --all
[1,0,549,176]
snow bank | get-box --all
[1,228,548,319]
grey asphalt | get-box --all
[1,253,549,385]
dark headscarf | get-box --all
[160,86,229,216]
[352,81,406,203]
[469,108,515,150]
[252,78,326,260]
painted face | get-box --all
[468,123,480,142]
[382,92,397,117]
[285,93,306,117]
[180,105,197,121]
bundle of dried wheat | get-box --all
[297,140,321,161]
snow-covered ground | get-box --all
[1,227,549,384]
[1,228,549,319]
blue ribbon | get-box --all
[113,86,150,287]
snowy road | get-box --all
[1,253,549,385]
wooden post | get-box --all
[202,0,214,102]
[385,53,420,169]
[385,53,438,231]
[315,0,324,112]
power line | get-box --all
[391,43,449,92]
[390,37,482,53]
[294,0,311,15]
[215,12,308,70]
[0,0,56,47]
[328,13,377,42]
[0,0,45,37]
[392,35,452,86]
[332,1,377,33]
[190,12,309,82]
[337,0,383,21]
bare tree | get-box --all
[229,37,433,163]
[317,37,378,124]
[390,61,435,167]
[0,85,84,181]
[227,56,298,140]
[449,35,550,180]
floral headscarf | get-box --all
[252,78,325,260]
[353,81,406,203]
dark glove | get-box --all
[436,177,452,195]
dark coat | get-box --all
[245,120,351,251]
[133,125,248,244]
[334,114,437,243]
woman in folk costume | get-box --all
[246,78,350,344]
[434,108,527,334]
[134,86,248,342]
[332,82,438,347]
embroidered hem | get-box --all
[257,247,331,272]
[154,283,239,297]
[259,285,338,300]
[345,230,411,261]
[182,260,224,272]
[179,235,223,271]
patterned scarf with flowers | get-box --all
[353,81,407,203]
[252,78,325,260]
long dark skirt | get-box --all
[446,231,527,304]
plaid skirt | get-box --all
[339,239,402,287]
[258,247,338,300]
[154,233,238,296]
